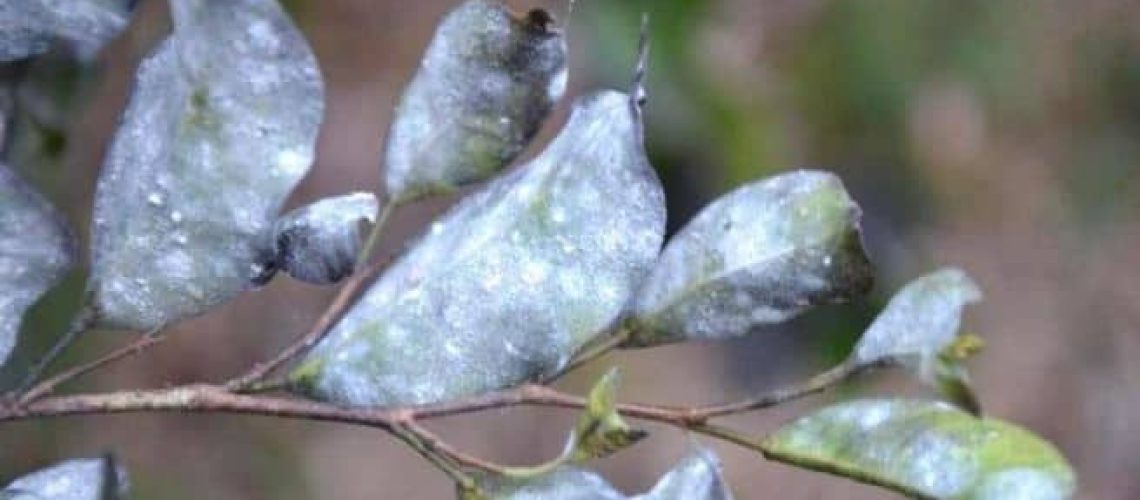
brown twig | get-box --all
[225,257,393,391]
[543,326,632,384]
[19,333,166,404]
[226,199,399,391]
[687,359,875,421]
[15,305,98,394]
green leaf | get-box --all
[849,268,984,413]
[627,170,873,347]
[89,0,324,330]
[566,368,647,462]
[0,0,133,62]
[292,86,665,407]
[2,456,128,500]
[384,0,568,202]
[763,399,1076,499]
[0,163,75,367]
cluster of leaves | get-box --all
[0,0,1076,498]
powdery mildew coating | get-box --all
[384,0,568,202]
[2,457,128,500]
[298,90,665,407]
[764,399,1076,499]
[90,0,323,330]
[853,268,982,365]
[483,448,733,500]
[635,447,734,500]
[487,466,625,500]
[0,163,74,365]
[630,170,873,346]
[0,0,132,61]
[269,192,378,285]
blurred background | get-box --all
[2,0,1138,498]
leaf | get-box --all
[565,368,647,462]
[627,170,874,347]
[0,163,75,366]
[384,0,568,202]
[849,268,984,413]
[478,466,625,500]
[291,87,666,407]
[89,0,324,330]
[474,448,733,500]
[635,447,734,500]
[2,456,128,500]
[762,399,1076,499]
[0,0,134,62]
[256,192,379,285]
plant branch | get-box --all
[14,305,98,395]
[355,198,396,271]
[687,358,883,421]
[543,326,632,383]
[225,257,393,391]
[0,356,911,496]
[18,333,165,404]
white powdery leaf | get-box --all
[293,90,665,407]
[628,170,873,346]
[89,0,323,330]
[482,466,625,500]
[384,0,568,202]
[3,457,128,500]
[0,0,133,62]
[635,447,734,500]
[852,268,982,365]
[265,192,378,285]
[480,448,733,500]
[763,399,1076,499]
[0,163,75,366]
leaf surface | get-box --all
[90,0,323,329]
[0,0,133,61]
[763,399,1076,499]
[0,163,74,366]
[259,192,378,285]
[850,268,984,412]
[629,170,873,346]
[384,0,568,202]
[293,89,664,407]
[2,456,128,500]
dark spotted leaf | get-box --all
[260,192,379,285]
